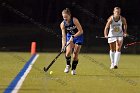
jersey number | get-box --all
[114,26,120,32]
[70,30,75,35]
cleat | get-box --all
[110,63,114,69]
[110,66,114,69]
[64,65,71,73]
[71,70,76,75]
[114,65,118,69]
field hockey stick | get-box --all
[125,35,138,41]
[124,42,140,49]
[43,42,70,72]
[96,35,137,40]
[96,36,123,39]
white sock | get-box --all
[114,51,121,66]
[109,50,115,65]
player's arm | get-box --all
[122,17,128,36]
[60,22,66,49]
[104,16,112,38]
[73,17,83,37]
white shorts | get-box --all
[108,37,123,43]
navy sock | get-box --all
[72,60,78,70]
[65,56,71,66]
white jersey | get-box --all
[108,16,123,43]
[108,16,123,37]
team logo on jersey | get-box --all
[66,26,77,34]
[113,24,121,32]
[66,26,77,31]
[114,26,120,32]
[113,24,121,27]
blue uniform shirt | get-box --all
[63,18,84,45]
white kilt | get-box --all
[108,37,123,43]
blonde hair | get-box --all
[114,7,121,12]
[62,8,71,16]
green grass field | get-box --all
[0,52,140,93]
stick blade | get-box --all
[124,46,128,49]
[96,36,98,38]
[43,67,47,72]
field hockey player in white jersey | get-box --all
[104,7,128,69]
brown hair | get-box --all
[62,8,71,16]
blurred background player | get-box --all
[60,8,83,75]
[104,7,128,69]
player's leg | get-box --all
[64,42,74,73]
[65,42,74,65]
[114,38,123,68]
[71,44,81,75]
[109,42,116,69]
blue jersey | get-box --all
[63,18,84,45]
[64,18,78,35]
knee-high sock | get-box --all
[72,60,78,70]
[114,51,121,66]
[110,50,115,64]
[65,56,71,66]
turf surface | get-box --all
[0,52,140,93]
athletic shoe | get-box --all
[71,70,76,75]
[64,65,71,73]
[114,65,118,69]
[110,63,114,69]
